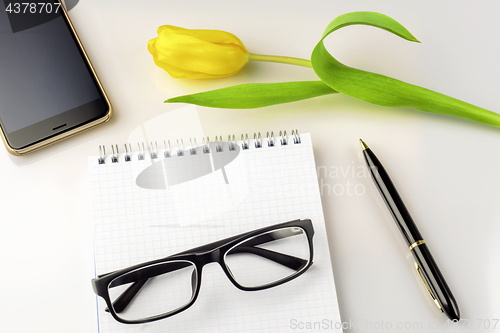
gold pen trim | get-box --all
[414,262,443,312]
[409,240,426,251]
[359,139,369,151]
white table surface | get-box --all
[1,1,499,332]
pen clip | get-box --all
[414,262,443,312]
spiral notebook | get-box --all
[88,131,342,333]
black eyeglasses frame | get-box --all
[91,218,315,324]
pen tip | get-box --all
[359,139,369,151]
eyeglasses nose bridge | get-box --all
[197,248,222,266]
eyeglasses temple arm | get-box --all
[228,246,307,271]
[105,261,192,313]
[104,278,148,313]
[240,228,302,248]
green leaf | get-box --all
[311,11,500,127]
[166,81,337,109]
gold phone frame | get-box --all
[0,0,113,156]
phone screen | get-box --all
[0,1,109,150]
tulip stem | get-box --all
[248,53,312,68]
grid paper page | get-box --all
[88,133,342,333]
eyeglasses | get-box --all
[91,219,315,324]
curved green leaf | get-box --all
[311,11,500,127]
[166,81,337,109]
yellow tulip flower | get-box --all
[148,25,312,79]
[148,25,250,79]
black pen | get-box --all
[360,139,460,321]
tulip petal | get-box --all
[148,25,249,79]
[166,81,337,108]
[158,25,248,52]
[311,11,500,127]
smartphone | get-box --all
[0,1,112,155]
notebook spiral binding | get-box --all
[98,130,301,165]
